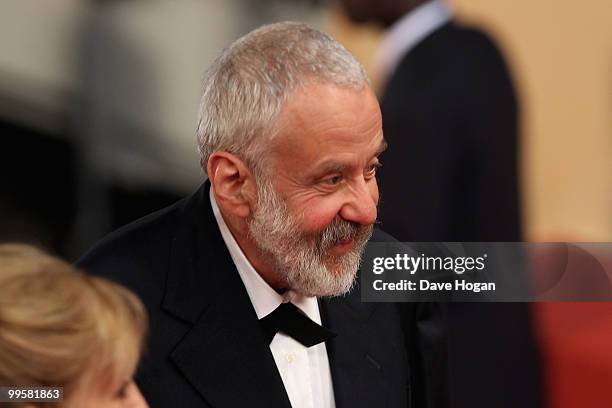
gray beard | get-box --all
[247,178,373,297]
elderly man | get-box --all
[78,22,445,408]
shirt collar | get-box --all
[374,0,452,83]
[209,188,322,324]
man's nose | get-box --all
[339,179,378,226]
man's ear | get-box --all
[207,152,256,218]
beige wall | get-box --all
[450,0,612,241]
[328,1,612,241]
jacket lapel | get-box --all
[320,282,401,408]
[161,182,292,408]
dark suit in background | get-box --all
[378,22,520,242]
[77,182,444,408]
[378,20,541,408]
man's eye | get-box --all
[365,162,382,178]
[324,175,343,185]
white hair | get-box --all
[196,21,370,175]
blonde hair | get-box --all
[0,244,147,405]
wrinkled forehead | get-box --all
[262,83,384,173]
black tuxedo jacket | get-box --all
[77,182,447,408]
[378,22,521,242]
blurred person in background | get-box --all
[0,244,149,407]
[336,1,541,407]
[339,0,521,241]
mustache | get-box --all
[317,218,373,254]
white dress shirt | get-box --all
[374,0,452,83]
[210,189,336,408]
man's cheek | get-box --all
[301,204,344,232]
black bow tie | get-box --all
[260,302,336,347]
